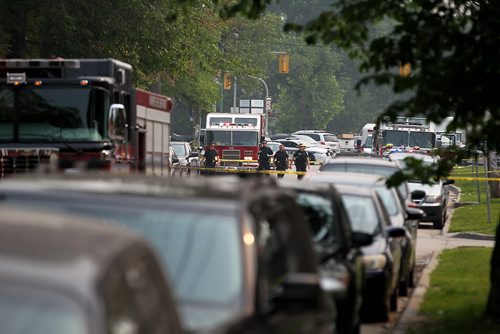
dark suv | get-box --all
[0,174,344,334]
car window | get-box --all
[303,133,320,141]
[0,285,87,334]
[324,135,337,142]
[341,194,381,235]
[374,185,399,216]
[171,143,187,157]
[296,193,337,244]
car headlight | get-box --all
[425,195,442,203]
[363,254,387,271]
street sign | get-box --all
[265,97,272,111]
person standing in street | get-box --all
[257,141,273,175]
[202,144,219,175]
[273,144,289,179]
[291,144,310,179]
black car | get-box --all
[306,171,424,297]
[279,180,372,334]
[333,184,406,323]
[0,174,343,334]
[0,206,183,334]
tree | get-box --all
[209,0,500,323]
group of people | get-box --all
[257,141,310,179]
[200,141,310,179]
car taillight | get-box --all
[407,201,419,208]
[320,141,326,145]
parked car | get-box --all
[388,152,454,228]
[170,141,196,175]
[276,138,331,164]
[292,130,341,152]
[279,180,372,334]
[329,184,405,322]
[0,174,344,334]
[0,206,183,334]
[306,171,424,297]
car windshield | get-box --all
[94,200,244,330]
[296,193,338,244]
[171,143,187,157]
[0,285,87,334]
[341,194,381,235]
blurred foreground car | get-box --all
[0,206,183,334]
[279,180,372,334]
[0,175,342,334]
[388,152,453,229]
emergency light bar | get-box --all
[0,59,80,69]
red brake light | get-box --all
[320,141,325,145]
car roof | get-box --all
[389,152,437,162]
[334,183,377,197]
[0,205,146,297]
[307,171,386,186]
[323,156,400,167]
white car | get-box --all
[276,138,331,164]
[293,130,341,152]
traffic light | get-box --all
[279,54,289,74]
[399,63,411,77]
[223,73,231,90]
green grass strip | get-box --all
[418,247,499,334]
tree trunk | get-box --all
[485,223,500,323]
[6,4,28,58]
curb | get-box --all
[393,250,440,334]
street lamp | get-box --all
[248,75,269,136]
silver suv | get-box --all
[293,130,340,152]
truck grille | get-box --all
[0,148,58,178]
[222,149,240,166]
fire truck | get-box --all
[0,58,172,177]
[373,116,437,155]
[204,113,265,168]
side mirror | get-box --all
[189,151,199,158]
[272,273,321,311]
[351,231,373,247]
[385,226,406,238]
[443,179,455,185]
[108,104,128,143]
[406,207,426,220]
[172,157,179,164]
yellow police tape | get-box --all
[175,166,308,175]
[218,159,322,165]
[449,176,500,182]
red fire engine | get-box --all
[0,58,172,177]
[204,113,265,168]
